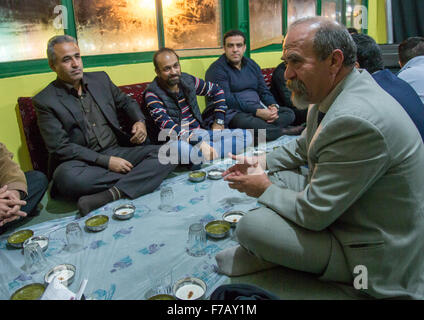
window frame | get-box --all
[0,0,368,79]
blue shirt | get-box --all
[205,54,276,114]
[373,69,424,141]
[398,56,424,104]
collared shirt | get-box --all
[205,54,277,114]
[145,75,226,137]
[60,78,118,167]
[398,55,424,104]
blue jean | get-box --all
[163,129,253,166]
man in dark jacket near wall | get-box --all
[33,35,176,216]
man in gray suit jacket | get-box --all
[33,35,176,216]
[217,17,424,299]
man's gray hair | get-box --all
[47,35,78,66]
[289,17,357,67]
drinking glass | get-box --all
[24,242,47,273]
[144,266,174,299]
[185,223,207,257]
[158,186,174,212]
[65,222,83,253]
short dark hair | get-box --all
[290,17,357,67]
[398,37,424,66]
[153,47,180,70]
[351,33,384,73]
[223,29,246,46]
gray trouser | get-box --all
[236,168,352,284]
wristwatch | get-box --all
[214,118,224,126]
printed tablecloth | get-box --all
[0,136,298,300]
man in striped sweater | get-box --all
[144,48,252,166]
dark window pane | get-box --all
[73,0,158,56]
[249,0,282,50]
[163,0,221,49]
[287,0,316,27]
[322,0,343,24]
[0,0,63,62]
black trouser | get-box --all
[52,144,176,200]
[228,107,295,142]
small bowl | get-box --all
[188,170,206,183]
[222,211,246,228]
[205,220,231,239]
[148,294,176,300]
[85,215,109,232]
[10,283,45,300]
[113,204,135,220]
[44,264,76,286]
[173,277,207,300]
[7,229,34,249]
[207,169,225,180]
[23,236,49,252]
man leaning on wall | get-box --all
[216,17,424,299]
[205,30,304,143]
[143,47,252,167]
[32,35,176,216]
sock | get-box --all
[77,187,122,216]
[215,245,277,276]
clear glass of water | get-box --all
[24,242,47,274]
[65,222,84,253]
[185,223,207,257]
[158,186,174,212]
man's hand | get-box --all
[256,108,279,123]
[130,121,147,144]
[108,156,134,173]
[211,122,225,131]
[223,153,272,198]
[199,141,219,161]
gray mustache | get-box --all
[287,79,308,95]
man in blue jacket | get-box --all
[205,30,303,143]
[352,33,424,141]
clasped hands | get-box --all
[222,153,272,198]
[256,104,279,123]
[0,185,27,227]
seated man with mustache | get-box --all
[205,30,304,143]
[33,35,177,216]
[216,17,424,299]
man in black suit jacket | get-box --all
[33,35,176,216]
